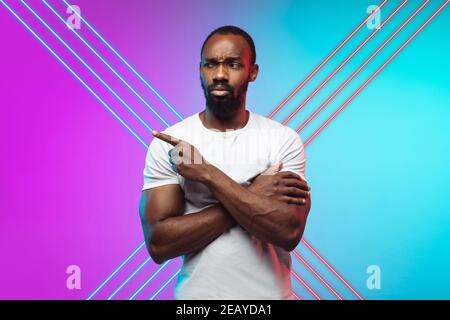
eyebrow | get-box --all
[204,56,243,62]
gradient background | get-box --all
[1,0,449,300]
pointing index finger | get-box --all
[152,130,182,146]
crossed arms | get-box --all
[139,131,311,264]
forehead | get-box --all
[202,34,251,60]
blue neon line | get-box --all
[54,0,188,299]
[0,0,148,150]
[20,1,175,298]
[107,257,151,300]
[129,260,171,300]
[7,0,193,303]
[5,1,299,301]
[87,242,146,300]
[149,269,180,300]
[62,0,184,121]
[21,0,153,133]
[42,0,171,128]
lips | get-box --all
[211,89,230,96]
[210,86,231,96]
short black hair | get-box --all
[200,25,256,65]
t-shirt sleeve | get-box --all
[275,128,307,182]
[142,136,180,190]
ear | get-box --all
[249,64,259,82]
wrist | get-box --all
[213,203,236,230]
[200,163,220,185]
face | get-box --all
[200,33,258,119]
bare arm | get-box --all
[139,184,235,264]
[203,167,311,251]
[150,130,311,252]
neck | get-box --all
[200,105,249,132]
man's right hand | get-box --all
[247,162,310,205]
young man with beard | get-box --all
[139,25,311,300]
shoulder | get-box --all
[162,112,199,136]
[250,111,302,143]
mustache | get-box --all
[207,83,234,92]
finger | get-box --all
[280,195,306,205]
[282,178,311,192]
[281,187,310,198]
[277,171,302,180]
[152,130,182,146]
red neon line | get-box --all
[283,0,407,126]
[292,250,343,300]
[292,0,446,301]
[304,0,448,147]
[302,239,363,300]
[268,0,388,119]
[291,269,322,300]
[296,0,429,133]
[291,290,302,300]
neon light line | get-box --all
[0,1,148,151]
[292,250,343,300]
[149,269,181,300]
[21,0,153,133]
[61,0,184,120]
[268,0,388,119]
[107,257,151,300]
[129,259,171,300]
[296,0,429,133]
[42,0,171,127]
[291,269,321,300]
[284,0,407,126]
[304,1,448,148]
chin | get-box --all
[206,98,240,119]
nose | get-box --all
[213,63,229,82]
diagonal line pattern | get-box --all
[62,0,184,121]
[0,1,370,300]
[43,0,171,127]
[5,0,445,301]
[296,0,429,133]
[21,0,154,133]
[129,260,171,300]
[97,0,448,295]
[149,269,181,300]
[304,0,449,147]
[1,3,312,299]
[292,250,343,300]
[291,269,321,300]
[268,0,388,119]
[107,257,151,300]
[0,0,148,149]
[283,0,408,126]
[147,263,304,300]
[86,242,146,300]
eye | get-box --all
[204,62,214,68]
[229,62,240,69]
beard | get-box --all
[201,77,248,119]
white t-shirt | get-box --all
[142,110,307,300]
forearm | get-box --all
[203,166,304,250]
[148,204,234,263]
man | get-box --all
[139,25,311,300]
